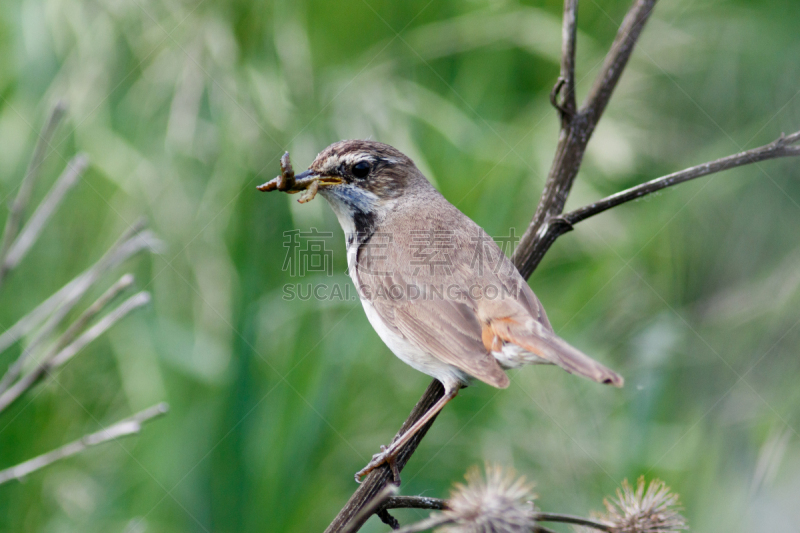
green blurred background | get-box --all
[0,0,799,531]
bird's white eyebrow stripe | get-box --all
[320,152,398,173]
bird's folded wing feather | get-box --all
[372,293,510,389]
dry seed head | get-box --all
[437,464,536,533]
[602,477,687,533]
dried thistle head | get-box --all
[437,464,536,533]
[601,477,687,533]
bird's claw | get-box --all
[354,444,401,485]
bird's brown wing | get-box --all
[368,285,510,389]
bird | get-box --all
[258,140,623,484]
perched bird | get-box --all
[259,140,623,483]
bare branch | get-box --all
[0,402,168,485]
[526,130,800,267]
[582,0,657,124]
[324,380,447,533]
[0,220,159,359]
[340,485,398,533]
[2,154,88,274]
[0,290,151,413]
[551,0,578,121]
[0,102,67,284]
[513,0,658,280]
[567,132,800,224]
[383,495,447,511]
[534,512,613,532]
[0,273,134,397]
[351,492,615,533]
[50,291,151,368]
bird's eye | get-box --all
[352,161,371,179]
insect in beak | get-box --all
[256,152,341,203]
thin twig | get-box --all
[551,0,578,122]
[0,402,168,485]
[0,219,151,354]
[390,517,562,533]
[341,485,399,533]
[0,273,134,399]
[50,291,151,368]
[0,291,151,413]
[0,221,160,389]
[528,130,800,264]
[2,154,88,273]
[377,508,401,530]
[512,0,658,280]
[567,134,800,223]
[534,512,613,532]
[324,380,447,533]
[582,0,658,124]
[383,495,447,511]
[0,101,67,286]
[378,497,612,532]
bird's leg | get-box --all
[355,387,459,485]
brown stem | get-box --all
[582,0,658,125]
[551,0,578,123]
[372,495,612,533]
[528,130,800,264]
[323,380,446,533]
[534,512,612,532]
[377,497,613,532]
[382,495,447,511]
[512,0,658,280]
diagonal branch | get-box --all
[524,130,800,268]
[2,154,88,275]
[393,514,453,533]
[0,290,151,414]
[0,273,133,398]
[534,512,612,532]
[0,220,160,390]
[323,380,446,533]
[564,131,800,225]
[0,402,168,485]
[513,0,658,280]
[0,102,67,287]
[582,0,658,125]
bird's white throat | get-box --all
[319,184,384,245]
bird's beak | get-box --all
[257,169,342,193]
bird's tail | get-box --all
[487,318,624,387]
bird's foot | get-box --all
[354,444,401,485]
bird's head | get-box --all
[307,139,422,198]
[284,140,431,239]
